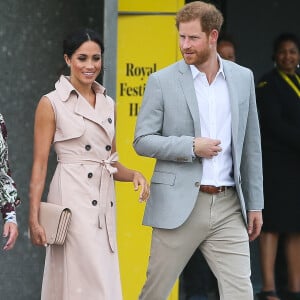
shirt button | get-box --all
[111,201,113,207]
[108,118,112,124]
[105,145,111,151]
[85,145,91,151]
[88,172,93,178]
[92,200,97,206]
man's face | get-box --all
[179,19,212,68]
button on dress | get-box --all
[41,76,122,300]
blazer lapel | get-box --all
[177,60,201,137]
[223,61,239,153]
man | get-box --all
[134,2,263,300]
[181,31,238,300]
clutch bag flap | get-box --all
[39,202,72,245]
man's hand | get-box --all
[194,137,222,158]
[247,211,263,241]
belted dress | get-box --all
[41,76,122,300]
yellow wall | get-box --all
[115,1,184,299]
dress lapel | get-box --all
[55,76,114,139]
[74,90,113,138]
[94,93,114,137]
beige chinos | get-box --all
[139,188,252,300]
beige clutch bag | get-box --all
[39,202,72,245]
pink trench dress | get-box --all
[41,76,122,300]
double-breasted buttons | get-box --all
[108,118,112,124]
[85,144,91,151]
[88,172,93,178]
[92,200,97,206]
[105,145,111,151]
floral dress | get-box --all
[0,114,20,223]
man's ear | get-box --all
[210,29,219,44]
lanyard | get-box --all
[278,69,300,97]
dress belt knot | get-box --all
[100,152,118,175]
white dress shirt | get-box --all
[190,59,235,187]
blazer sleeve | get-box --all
[240,71,264,211]
[133,73,194,163]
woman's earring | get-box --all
[67,64,70,68]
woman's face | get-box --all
[275,40,300,75]
[64,40,102,87]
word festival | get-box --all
[120,63,157,116]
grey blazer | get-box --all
[133,59,263,229]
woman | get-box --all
[256,33,300,300]
[0,114,20,250]
[217,32,236,62]
[29,28,149,300]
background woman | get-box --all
[29,28,149,300]
[256,33,300,300]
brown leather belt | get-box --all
[200,185,233,194]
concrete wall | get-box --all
[0,1,103,299]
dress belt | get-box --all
[199,185,234,194]
[57,152,118,174]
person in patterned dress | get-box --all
[0,114,20,250]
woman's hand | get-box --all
[29,221,47,247]
[132,171,150,202]
[2,222,18,251]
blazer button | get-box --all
[108,118,112,124]
[195,182,200,188]
[92,200,98,206]
[105,145,111,151]
[85,144,91,151]
[88,172,93,178]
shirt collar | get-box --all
[190,55,226,80]
[55,75,107,102]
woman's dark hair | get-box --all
[218,32,236,49]
[63,28,104,58]
[272,32,300,61]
